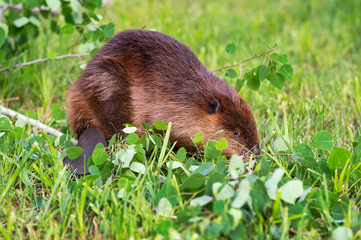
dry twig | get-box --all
[0,104,78,145]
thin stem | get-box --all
[211,48,274,73]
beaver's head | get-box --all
[203,93,260,158]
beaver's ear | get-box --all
[208,99,221,114]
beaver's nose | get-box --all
[252,145,261,155]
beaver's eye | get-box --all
[234,129,241,137]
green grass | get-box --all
[1,0,361,239]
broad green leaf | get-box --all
[246,76,260,91]
[225,43,236,54]
[67,146,83,160]
[122,126,137,134]
[332,226,353,240]
[229,208,242,229]
[46,0,61,11]
[51,104,66,120]
[293,144,318,168]
[102,22,115,38]
[89,12,100,21]
[288,204,312,226]
[260,158,271,176]
[61,24,75,34]
[191,162,213,176]
[142,122,153,131]
[25,0,41,9]
[11,127,28,139]
[92,143,108,165]
[259,65,270,81]
[232,179,250,208]
[204,140,222,159]
[176,147,187,161]
[108,134,117,147]
[244,68,258,80]
[270,53,279,60]
[228,155,244,173]
[213,182,234,200]
[94,143,105,149]
[12,0,22,5]
[206,171,225,195]
[312,130,333,150]
[265,168,284,200]
[177,205,201,224]
[269,72,285,89]
[157,198,173,216]
[156,220,174,237]
[114,148,136,167]
[189,165,199,171]
[153,120,168,130]
[294,144,313,157]
[299,156,318,169]
[29,16,41,27]
[273,135,290,152]
[0,117,11,130]
[88,165,100,175]
[166,161,182,169]
[180,173,205,192]
[14,17,29,28]
[316,160,332,178]
[235,79,244,91]
[327,147,351,169]
[100,162,113,179]
[129,162,145,174]
[279,64,293,80]
[169,229,182,239]
[0,23,8,47]
[190,195,213,207]
[70,0,83,24]
[192,132,203,143]
[277,54,288,64]
[126,133,139,144]
[155,183,178,206]
[15,119,26,128]
[226,68,237,78]
[280,180,303,204]
[203,222,222,238]
[215,138,228,150]
[117,188,126,198]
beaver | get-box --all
[64,29,260,174]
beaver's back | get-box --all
[69,30,236,136]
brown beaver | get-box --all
[64,29,260,174]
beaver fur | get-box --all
[64,29,260,174]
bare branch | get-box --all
[0,97,19,103]
[0,53,90,72]
[211,48,274,73]
[0,104,78,145]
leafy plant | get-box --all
[218,43,294,91]
[0,0,114,72]
[2,114,359,238]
